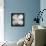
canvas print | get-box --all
[11,13,25,26]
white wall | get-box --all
[0,0,4,42]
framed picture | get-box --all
[11,13,25,26]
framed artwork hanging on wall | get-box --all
[11,13,25,26]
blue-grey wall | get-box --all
[40,0,46,27]
[4,0,40,42]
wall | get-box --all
[0,0,4,42]
[40,0,46,27]
[4,0,40,42]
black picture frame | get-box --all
[11,13,25,26]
